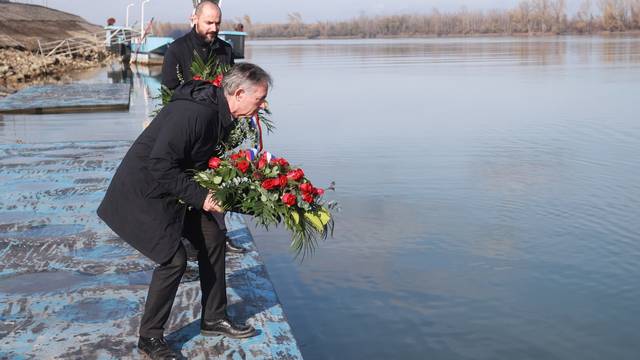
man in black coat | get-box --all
[98,63,271,359]
[162,0,246,255]
[161,1,234,90]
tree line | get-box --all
[154,0,640,39]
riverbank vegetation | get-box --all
[154,0,640,39]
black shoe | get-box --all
[201,318,257,338]
[137,336,178,360]
[225,237,247,254]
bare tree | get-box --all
[551,0,567,32]
[599,0,626,30]
[573,0,594,33]
[150,1,640,39]
[628,0,640,27]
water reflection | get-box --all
[0,63,162,143]
[106,65,133,84]
[248,36,640,69]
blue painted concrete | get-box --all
[0,84,131,114]
[0,141,303,359]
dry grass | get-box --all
[152,0,640,39]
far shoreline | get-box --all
[2,32,638,97]
[244,30,640,41]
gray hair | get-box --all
[222,63,273,96]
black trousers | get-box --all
[139,210,227,338]
[183,211,227,260]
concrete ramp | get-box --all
[0,141,303,359]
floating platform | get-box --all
[130,36,173,65]
[0,141,303,359]
[0,83,131,114]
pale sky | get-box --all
[37,0,582,26]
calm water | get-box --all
[2,37,640,359]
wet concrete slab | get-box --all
[0,141,303,359]
[0,84,131,114]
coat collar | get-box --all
[216,87,233,128]
[189,27,221,50]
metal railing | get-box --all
[36,28,141,58]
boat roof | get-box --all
[219,31,247,36]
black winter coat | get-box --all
[97,81,234,264]
[161,28,234,90]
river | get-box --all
[1,36,639,360]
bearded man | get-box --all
[161,1,248,255]
[161,1,234,90]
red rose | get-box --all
[193,75,202,81]
[230,150,246,161]
[212,74,223,87]
[278,175,288,188]
[261,178,279,190]
[303,193,314,203]
[252,172,263,180]
[208,157,221,169]
[299,183,314,194]
[277,158,290,168]
[286,169,304,181]
[235,159,250,173]
[258,153,269,169]
[281,193,296,206]
[314,188,324,196]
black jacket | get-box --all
[97,81,234,264]
[161,28,234,90]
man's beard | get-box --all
[203,33,217,43]
[195,25,217,43]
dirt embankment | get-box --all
[0,2,117,96]
[0,2,103,49]
[0,48,117,96]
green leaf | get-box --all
[213,176,223,185]
[304,212,324,232]
[318,209,331,225]
[291,211,300,225]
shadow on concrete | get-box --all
[167,263,275,353]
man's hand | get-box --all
[203,192,223,213]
